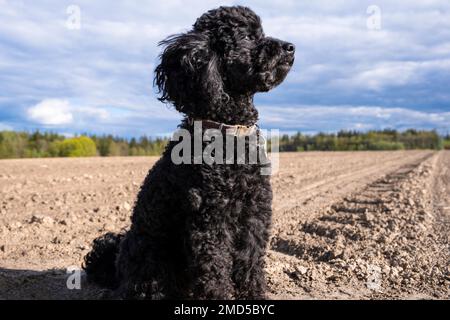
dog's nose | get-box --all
[282,42,295,54]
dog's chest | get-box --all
[194,164,271,215]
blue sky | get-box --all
[1,0,450,137]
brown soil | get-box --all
[0,151,448,299]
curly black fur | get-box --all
[83,232,124,289]
[83,5,294,299]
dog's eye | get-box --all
[244,35,251,41]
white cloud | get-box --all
[259,105,450,132]
[333,59,450,91]
[2,1,450,135]
[261,4,450,92]
[27,98,111,126]
[27,99,74,125]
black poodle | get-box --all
[83,6,294,299]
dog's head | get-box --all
[155,6,295,118]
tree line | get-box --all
[0,131,167,159]
[0,129,449,159]
[277,129,449,152]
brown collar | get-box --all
[188,118,258,136]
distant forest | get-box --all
[278,129,450,152]
[0,129,449,159]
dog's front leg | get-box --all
[187,219,236,299]
[233,183,272,300]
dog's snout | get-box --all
[262,37,295,54]
[282,42,295,54]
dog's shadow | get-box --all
[0,267,109,299]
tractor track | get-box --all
[267,151,449,299]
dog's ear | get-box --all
[154,32,227,115]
